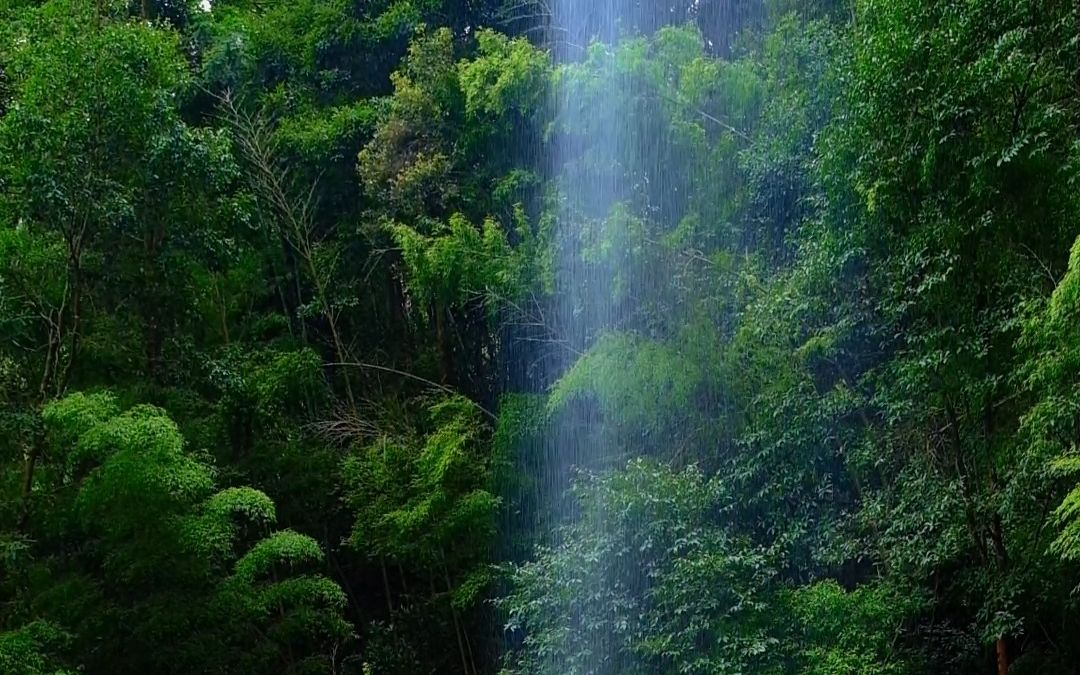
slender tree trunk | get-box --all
[56,265,81,396]
[17,433,41,531]
[327,311,356,408]
[22,247,82,531]
[442,558,472,675]
[38,320,58,403]
[380,557,395,618]
[271,568,296,669]
[435,301,452,384]
[398,563,409,595]
[990,511,1010,675]
[449,590,471,675]
[263,228,299,339]
[302,249,357,409]
[323,525,361,615]
[291,250,308,343]
[215,275,230,345]
[462,615,478,675]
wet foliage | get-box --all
[3,0,1080,673]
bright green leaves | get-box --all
[209,346,327,429]
[501,459,781,675]
[547,23,770,350]
[275,100,379,168]
[392,209,539,315]
[788,580,923,675]
[344,395,498,570]
[501,2,1080,672]
[344,435,412,555]
[549,332,704,437]
[39,392,121,456]
[640,544,778,673]
[42,396,214,585]
[342,394,498,671]
[544,317,733,467]
[186,486,277,564]
[501,465,923,675]
[1048,455,1080,561]
[69,404,216,569]
[0,621,73,675]
[578,203,648,302]
[0,3,209,228]
[459,29,548,121]
[32,390,351,673]
[6,0,1080,673]
[746,0,1080,667]
[0,0,239,390]
[220,529,353,672]
[359,27,460,219]
[357,25,553,396]
[233,529,324,584]
[205,485,278,526]
[1021,235,1080,564]
[239,347,325,414]
[360,26,550,218]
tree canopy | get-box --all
[3,0,1080,673]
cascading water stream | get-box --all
[541,2,654,672]
[516,3,754,672]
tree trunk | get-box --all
[442,558,473,675]
[17,434,41,531]
[996,635,1009,675]
[435,301,452,385]
[215,275,230,345]
[55,265,81,396]
[23,248,82,531]
[380,557,395,618]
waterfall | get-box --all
[543,2,650,672]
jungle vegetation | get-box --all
[2,0,1080,673]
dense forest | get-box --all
[3,0,1080,673]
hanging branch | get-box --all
[215,89,358,410]
[324,361,498,421]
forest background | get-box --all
[3,1,1080,674]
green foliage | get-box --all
[27,392,353,673]
[40,391,121,455]
[0,225,66,387]
[342,394,499,670]
[788,581,923,675]
[361,24,552,331]
[358,27,461,218]
[0,621,73,675]
[458,29,548,121]
[0,0,238,389]
[1022,236,1080,563]
[5,0,1080,674]
[186,486,277,564]
[1048,455,1080,560]
[210,346,326,422]
[392,209,539,314]
[344,395,498,570]
[501,459,782,675]
[234,529,325,583]
[503,2,1080,673]
[549,332,705,434]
